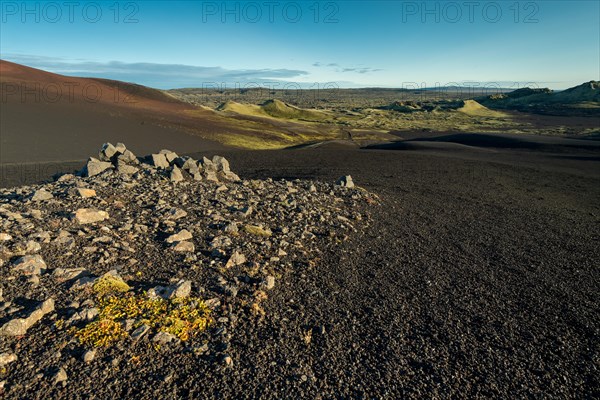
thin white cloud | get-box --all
[313,61,382,74]
[1,54,313,89]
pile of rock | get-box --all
[0,142,372,395]
[83,142,240,183]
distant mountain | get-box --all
[478,81,600,116]
[217,99,329,121]
[553,81,600,103]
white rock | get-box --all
[57,173,75,182]
[173,241,195,252]
[25,240,41,253]
[165,229,192,244]
[99,142,117,161]
[85,158,113,177]
[54,367,68,385]
[115,142,127,153]
[150,153,170,169]
[222,355,233,366]
[165,208,187,220]
[212,156,230,172]
[0,298,55,336]
[0,352,17,367]
[159,150,179,164]
[74,188,96,198]
[83,349,96,363]
[117,163,139,175]
[262,275,275,290]
[170,166,184,182]
[31,189,54,201]
[172,280,192,298]
[205,171,219,182]
[72,208,109,224]
[118,149,138,163]
[181,158,198,171]
[225,251,246,268]
[336,175,355,188]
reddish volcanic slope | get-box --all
[0,59,193,113]
[0,60,253,163]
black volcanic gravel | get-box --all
[1,140,599,399]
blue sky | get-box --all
[1,1,598,89]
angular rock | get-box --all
[118,149,138,164]
[13,255,47,275]
[115,142,127,154]
[204,170,219,182]
[219,171,241,182]
[68,307,98,324]
[99,143,117,161]
[0,352,17,367]
[165,208,187,220]
[53,367,68,385]
[173,241,195,252]
[336,175,355,188]
[262,275,276,290]
[84,158,113,177]
[150,153,170,169]
[72,208,109,224]
[188,163,200,174]
[225,251,246,268]
[170,166,184,183]
[172,280,192,298]
[54,231,76,248]
[210,236,232,249]
[83,349,96,363]
[73,188,96,198]
[52,267,89,282]
[0,233,12,242]
[0,298,55,336]
[181,158,198,171]
[29,210,43,220]
[202,157,216,171]
[223,222,238,234]
[239,206,253,218]
[122,319,135,331]
[31,189,54,201]
[117,163,139,175]
[57,173,75,182]
[25,240,41,253]
[70,276,97,291]
[159,150,179,164]
[222,355,233,366]
[165,229,193,244]
[212,156,230,172]
[131,324,150,341]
